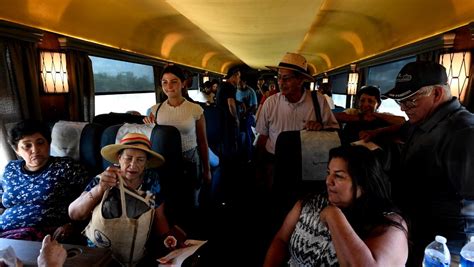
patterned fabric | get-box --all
[84,169,164,208]
[0,157,89,231]
[289,194,338,267]
[0,226,55,241]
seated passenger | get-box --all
[0,119,89,242]
[334,85,405,145]
[68,133,178,257]
[263,145,408,267]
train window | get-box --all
[439,51,471,101]
[367,57,416,93]
[330,73,349,108]
[90,56,156,115]
[332,93,347,108]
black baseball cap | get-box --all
[384,61,448,100]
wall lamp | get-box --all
[40,51,69,93]
[347,64,359,96]
[322,73,329,84]
[202,71,210,83]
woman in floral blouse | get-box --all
[0,119,88,242]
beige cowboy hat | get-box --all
[266,52,314,81]
[101,132,165,168]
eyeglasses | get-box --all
[395,87,433,109]
[277,74,296,83]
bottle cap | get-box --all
[435,235,447,244]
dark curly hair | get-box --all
[8,119,51,150]
[328,145,407,238]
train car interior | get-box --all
[0,1,473,266]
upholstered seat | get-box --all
[50,120,105,176]
[273,130,331,216]
[93,112,145,128]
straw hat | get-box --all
[101,133,165,168]
[266,52,314,81]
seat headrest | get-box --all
[50,120,88,161]
[115,123,154,144]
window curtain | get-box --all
[0,41,16,168]
[66,50,95,121]
[3,39,42,120]
[0,39,40,169]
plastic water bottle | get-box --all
[423,235,450,267]
[461,236,474,267]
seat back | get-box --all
[50,120,105,176]
[203,105,224,156]
[80,123,107,176]
[93,112,145,128]
[274,131,328,203]
[274,131,302,197]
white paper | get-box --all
[351,140,381,151]
[0,246,21,267]
[158,239,207,267]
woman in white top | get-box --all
[144,65,211,185]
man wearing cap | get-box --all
[383,61,474,265]
[255,52,338,156]
[216,66,241,158]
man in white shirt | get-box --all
[255,53,339,155]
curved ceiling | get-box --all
[0,0,473,75]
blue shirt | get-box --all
[0,157,89,231]
[236,87,257,108]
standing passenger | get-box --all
[143,65,211,233]
[255,75,267,106]
[216,66,241,158]
[256,52,339,155]
[255,53,339,189]
[383,61,474,265]
[145,65,211,184]
[236,78,258,161]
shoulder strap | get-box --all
[311,90,323,124]
[154,102,164,122]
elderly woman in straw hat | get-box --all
[69,133,176,249]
